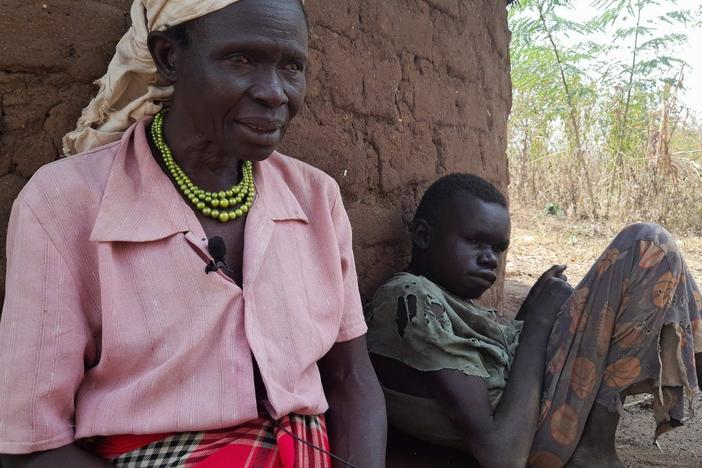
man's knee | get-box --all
[620,222,674,243]
[611,222,679,259]
[620,222,669,237]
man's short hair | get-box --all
[414,173,507,225]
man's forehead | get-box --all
[446,191,509,220]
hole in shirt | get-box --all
[428,302,445,319]
[395,295,418,338]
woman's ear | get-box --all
[147,31,179,83]
[410,219,432,251]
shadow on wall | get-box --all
[0,0,512,307]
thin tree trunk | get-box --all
[605,0,642,216]
[537,3,596,216]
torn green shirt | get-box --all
[365,272,523,407]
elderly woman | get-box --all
[0,1,386,467]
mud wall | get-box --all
[0,0,511,305]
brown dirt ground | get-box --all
[504,207,702,468]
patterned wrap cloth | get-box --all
[529,223,701,467]
[366,223,701,468]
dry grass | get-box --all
[506,207,702,285]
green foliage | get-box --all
[508,0,702,230]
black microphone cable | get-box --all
[274,421,360,468]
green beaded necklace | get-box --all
[150,109,256,223]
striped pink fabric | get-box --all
[0,119,367,454]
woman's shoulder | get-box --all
[265,151,341,201]
[18,142,120,209]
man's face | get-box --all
[170,0,308,161]
[423,194,511,300]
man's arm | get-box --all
[318,335,387,468]
[1,444,113,468]
[430,265,571,468]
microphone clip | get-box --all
[205,260,219,274]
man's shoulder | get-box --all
[376,272,445,299]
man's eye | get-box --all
[229,54,251,65]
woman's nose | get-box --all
[250,69,288,108]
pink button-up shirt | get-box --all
[0,119,367,454]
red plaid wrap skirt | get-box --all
[89,413,332,468]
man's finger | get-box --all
[539,264,567,281]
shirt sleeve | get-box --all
[366,278,491,379]
[330,190,367,343]
[0,199,94,454]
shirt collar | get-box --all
[90,119,308,243]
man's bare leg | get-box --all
[566,403,624,468]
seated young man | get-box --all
[365,173,702,468]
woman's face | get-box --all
[168,0,308,162]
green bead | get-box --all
[148,109,257,224]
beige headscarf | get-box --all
[63,0,244,155]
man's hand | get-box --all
[517,264,573,326]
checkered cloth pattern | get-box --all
[105,413,331,467]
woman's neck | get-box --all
[158,107,244,190]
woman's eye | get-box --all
[283,62,304,72]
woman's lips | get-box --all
[235,120,283,146]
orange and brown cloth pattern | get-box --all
[529,223,702,467]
